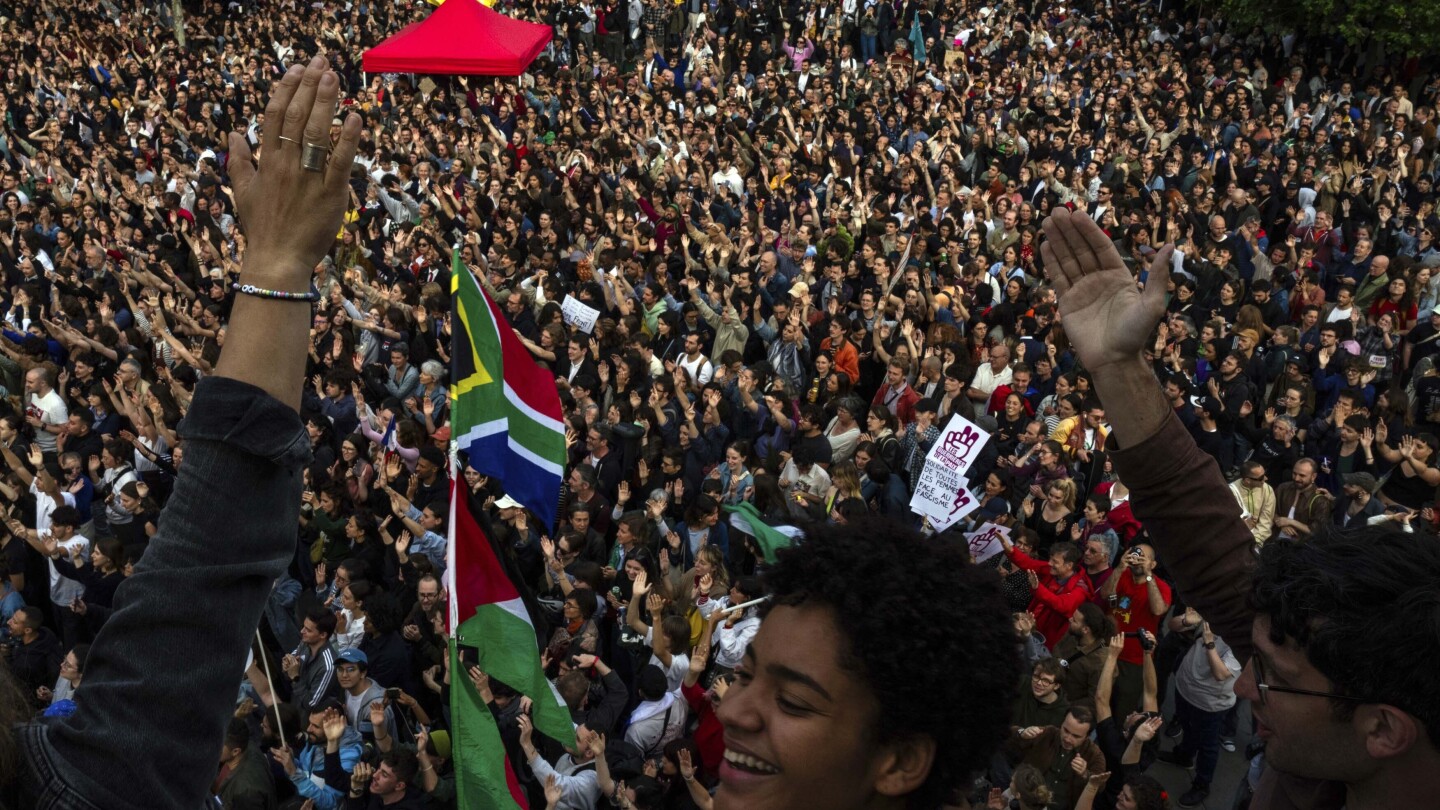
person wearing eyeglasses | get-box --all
[1047,208,1440,810]
[1229,460,1275,548]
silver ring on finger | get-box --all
[277,135,301,147]
[301,142,330,173]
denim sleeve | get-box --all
[18,376,311,810]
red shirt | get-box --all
[682,681,724,780]
[1006,548,1093,649]
[1095,483,1142,543]
[1108,571,1171,665]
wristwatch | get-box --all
[1144,575,1153,583]
[1203,641,1216,650]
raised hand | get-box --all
[543,774,563,807]
[351,761,373,794]
[322,707,346,742]
[1042,209,1174,372]
[1132,716,1163,742]
[228,55,362,277]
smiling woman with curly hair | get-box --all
[713,516,1021,810]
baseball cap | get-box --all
[494,494,522,509]
[337,648,369,667]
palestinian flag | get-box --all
[448,479,576,807]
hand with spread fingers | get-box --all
[1041,208,1174,373]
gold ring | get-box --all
[300,143,328,173]
[276,135,301,146]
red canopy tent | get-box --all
[362,0,552,76]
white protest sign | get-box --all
[963,522,1011,564]
[908,413,992,530]
[561,294,600,334]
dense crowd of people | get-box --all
[0,0,1438,807]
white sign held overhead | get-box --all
[909,414,993,531]
[560,294,600,334]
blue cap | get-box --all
[337,648,368,667]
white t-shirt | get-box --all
[26,390,67,453]
[645,626,691,692]
[678,352,714,386]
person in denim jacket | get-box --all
[2,56,368,810]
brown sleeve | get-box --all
[1108,411,1258,662]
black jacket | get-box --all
[9,627,62,694]
[344,786,425,810]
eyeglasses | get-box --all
[1250,653,1367,707]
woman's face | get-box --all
[1005,394,1023,419]
[624,559,644,580]
[341,587,358,612]
[815,355,831,376]
[91,545,111,569]
[1058,399,1078,419]
[61,651,81,684]
[118,492,139,513]
[1116,785,1138,810]
[985,475,1004,496]
[1389,278,1407,296]
[695,554,714,577]
[727,448,745,470]
[714,603,908,810]
[1047,487,1065,507]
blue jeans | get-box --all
[1174,692,1226,787]
[860,33,877,62]
[17,377,310,810]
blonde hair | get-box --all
[1048,478,1079,512]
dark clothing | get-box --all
[216,745,278,810]
[359,630,416,698]
[11,375,322,810]
[1009,685,1070,731]
[1052,635,1107,707]
[344,786,426,809]
[8,628,63,694]
[1004,726,1106,810]
[1109,410,1347,810]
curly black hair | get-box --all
[1124,773,1171,810]
[1251,526,1440,744]
[762,517,1021,809]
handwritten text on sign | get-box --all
[561,294,600,334]
[910,414,992,531]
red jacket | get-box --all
[871,382,920,428]
[682,681,724,781]
[1006,547,1093,648]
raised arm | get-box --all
[1045,209,1255,660]
[21,56,365,810]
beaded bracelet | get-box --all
[231,282,321,303]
